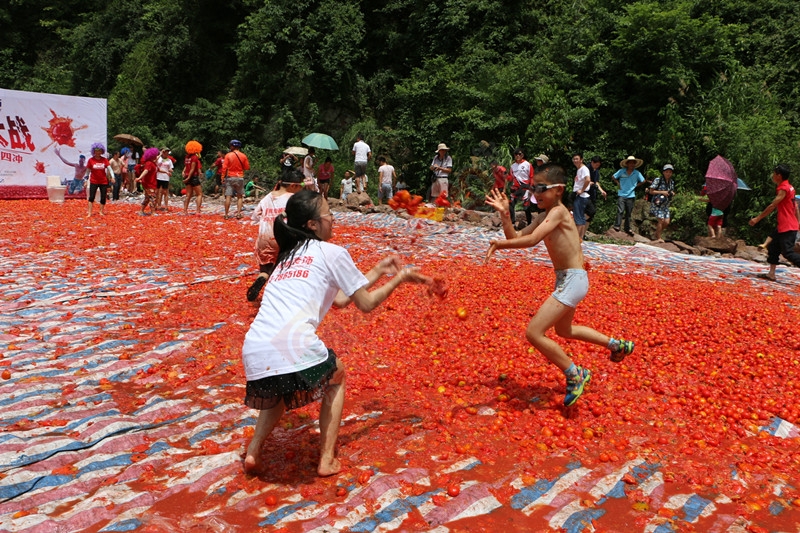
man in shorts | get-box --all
[352,134,371,193]
[222,139,250,219]
[376,156,396,205]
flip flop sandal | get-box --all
[756,273,777,282]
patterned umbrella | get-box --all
[704,155,738,210]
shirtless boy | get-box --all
[485,164,634,406]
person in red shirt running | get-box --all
[86,143,111,217]
[750,163,800,281]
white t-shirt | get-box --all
[252,192,294,265]
[156,157,173,182]
[378,164,395,186]
[352,141,371,163]
[241,240,369,381]
[303,155,315,179]
[341,178,354,195]
[574,165,590,198]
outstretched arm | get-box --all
[333,255,402,307]
[750,190,787,226]
[342,263,432,312]
[486,208,561,261]
[54,147,75,168]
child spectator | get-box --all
[340,171,354,201]
[241,189,431,476]
[490,160,508,193]
[484,164,634,406]
[246,170,304,301]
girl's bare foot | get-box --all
[317,456,341,477]
[243,452,263,474]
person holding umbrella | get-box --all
[749,164,800,281]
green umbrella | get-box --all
[301,133,339,151]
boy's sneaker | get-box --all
[610,340,634,363]
[564,366,591,406]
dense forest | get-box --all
[3,0,799,242]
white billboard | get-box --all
[0,88,107,199]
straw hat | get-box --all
[435,143,450,152]
[534,154,549,164]
[619,155,643,168]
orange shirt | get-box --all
[222,150,250,178]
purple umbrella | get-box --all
[704,155,738,210]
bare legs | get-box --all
[224,195,243,218]
[654,217,669,242]
[184,185,203,214]
[244,404,285,474]
[318,362,345,476]
[525,296,610,371]
[244,360,346,477]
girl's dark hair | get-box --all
[273,189,323,266]
[278,169,304,188]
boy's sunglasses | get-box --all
[531,183,565,194]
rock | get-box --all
[462,210,484,224]
[605,228,636,242]
[693,236,737,254]
[671,240,696,253]
[650,241,681,253]
[736,248,766,263]
[373,204,394,214]
[345,192,372,207]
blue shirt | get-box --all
[613,168,644,198]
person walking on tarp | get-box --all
[750,163,800,281]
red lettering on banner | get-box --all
[4,116,35,151]
[1,151,23,163]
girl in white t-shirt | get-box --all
[241,189,432,477]
[246,170,305,301]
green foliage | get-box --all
[4,0,800,245]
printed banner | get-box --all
[0,88,107,199]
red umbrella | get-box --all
[704,155,738,210]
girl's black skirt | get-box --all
[244,349,338,411]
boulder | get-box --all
[671,240,696,253]
[650,241,681,253]
[462,210,484,224]
[345,192,373,207]
[693,236,737,254]
[605,228,636,242]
